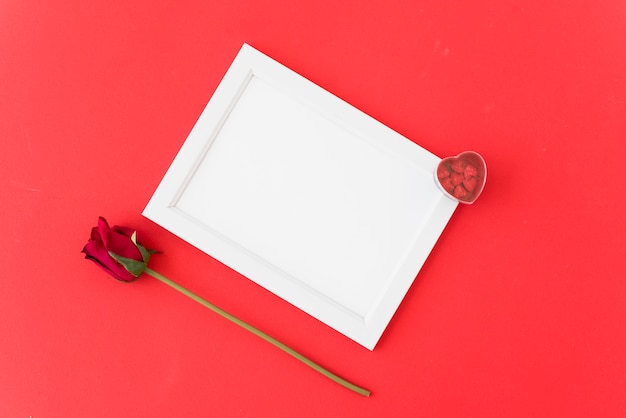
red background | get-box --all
[2,1,625,416]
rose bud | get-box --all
[81,216,153,281]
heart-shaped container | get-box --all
[434,151,486,204]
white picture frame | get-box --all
[143,43,458,350]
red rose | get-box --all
[81,216,369,395]
[82,217,152,281]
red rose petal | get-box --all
[98,217,142,261]
[82,228,137,281]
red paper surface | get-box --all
[2,1,625,416]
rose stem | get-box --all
[144,267,371,397]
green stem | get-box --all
[144,267,370,397]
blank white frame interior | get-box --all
[143,43,458,349]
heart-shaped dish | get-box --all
[435,151,486,204]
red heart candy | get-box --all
[464,164,478,179]
[450,159,466,173]
[450,172,464,186]
[437,165,451,180]
[463,176,478,192]
[434,151,486,204]
[453,185,468,199]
